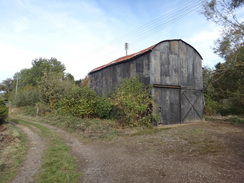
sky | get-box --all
[0,0,242,83]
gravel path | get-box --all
[11,120,244,183]
[31,121,244,183]
[10,124,45,183]
[31,121,107,182]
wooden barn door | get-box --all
[181,90,203,122]
[153,85,181,125]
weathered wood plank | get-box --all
[89,40,203,124]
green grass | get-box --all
[11,114,123,140]
[225,117,244,124]
[11,114,172,141]
[0,123,29,183]
[10,118,80,183]
[205,116,244,124]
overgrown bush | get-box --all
[60,86,111,118]
[0,98,8,124]
[36,102,51,116]
[39,72,75,108]
[204,94,220,115]
[10,86,40,107]
[111,76,155,126]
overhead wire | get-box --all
[107,0,202,48]
[87,0,204,68]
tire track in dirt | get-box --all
[31,121,106,183]
[10,124,45,183]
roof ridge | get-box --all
[88,39,202,74]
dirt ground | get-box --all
[79,121,244,183]
[1,120,244,183]
[9,124,45,183]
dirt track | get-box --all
[10,124,45,183]
[7,120,244,183]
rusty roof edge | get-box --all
[89,45,154,74]
[88,39,203,74]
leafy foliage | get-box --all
[204,94,220,115]
[0,98,8,124]
[202,0,244,116]
[10,86,40,107]
[38,72,74,108]
[0,78,14,101]
[111,76,155,126]
[202,0,244,59]
[17,57,66,87]
[60,86,111,118]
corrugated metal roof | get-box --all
[89,39,202,74]
[89,44,155,73]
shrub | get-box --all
[204,94,220,115]
[0,98,8,124]
[111,76,155,126]
[35,102,51,116]
[227,117,244,124]
[10,86,40,107]
[60,86,111,118]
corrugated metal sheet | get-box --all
[89,39,202,74]
[89,45,155,73]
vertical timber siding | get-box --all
[89,39,203,124]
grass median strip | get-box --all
[11,118,80,183]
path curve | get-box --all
[31,121,107,182]
[10,124,45,183]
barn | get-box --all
[88,39,203,125]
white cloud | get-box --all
[0,42,35,81]
[185,24,223,68]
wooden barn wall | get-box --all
[150,40,203,124]
[89,53,151,95]
[150,40,202,88]
[89,40,203,124]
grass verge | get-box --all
[10,112,170,141]
[205,116,244,124]
[10,118,80,183]
[0,123,29,183]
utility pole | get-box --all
[125,42,128,56]
[15,73,19,99]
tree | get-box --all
[38,71,75,108]
[202,67,220,115]
[202,0,244,115]
[202,0,244,60]
[0,78,15,100]
[17,57,66,87]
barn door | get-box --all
[181,90,203,122]
[153,86,181,125]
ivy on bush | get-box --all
[111,76,155,126]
